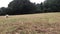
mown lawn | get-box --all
[0,13,60,34]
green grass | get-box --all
[0,13,60,34]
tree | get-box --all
[8,0,37,14]
[43,0,60,12]
[0,7,7,15]
[36,2,46,13]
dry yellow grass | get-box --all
[0,13,60,34]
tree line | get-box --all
[0,0,60,15]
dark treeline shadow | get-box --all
[0,0,60,16]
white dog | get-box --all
[5,14,9,18]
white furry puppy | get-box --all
[5,14,9,18]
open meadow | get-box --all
[0,13,60,34]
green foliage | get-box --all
[43,0,60,12]
[8,0,37,14]
[0,0,60,15]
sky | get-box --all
[0,0,45,8]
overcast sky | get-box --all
[0,0,45,8]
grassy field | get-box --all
[0,13,60,34]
